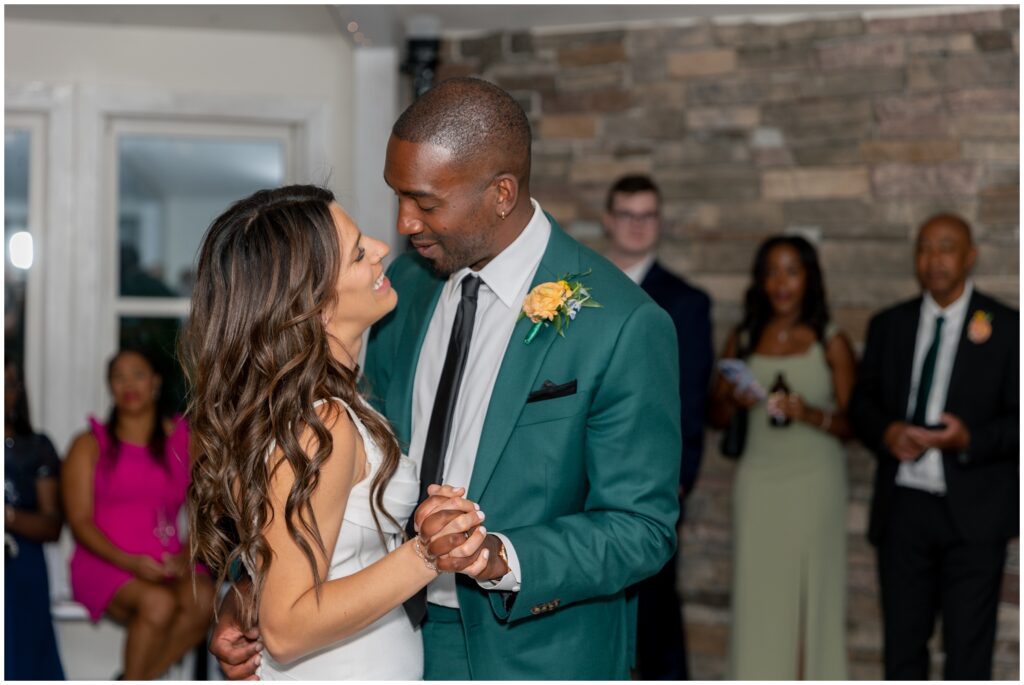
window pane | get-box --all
[118,135,285,298]
[5,129,32,368]
[119,315,187,413]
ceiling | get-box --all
[6,4,947,46]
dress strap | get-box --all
[87,416,111,455]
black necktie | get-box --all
[403,274,481,626]
[912,314,945,426]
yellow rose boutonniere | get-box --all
[967,310,993,344]
[519,271,601,344]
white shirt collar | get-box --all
[446,198,551,308]
[622,253,656,285]
[922,279,974,322]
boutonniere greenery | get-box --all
[519,270,602,344]
[967,310,993,344]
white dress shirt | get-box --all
[896,280,974,495]
[410,199,551,608]
[621,252,656,285]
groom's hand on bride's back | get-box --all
[210,579,263,680]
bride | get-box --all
[181,185,490,679]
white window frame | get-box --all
[5,113,49,426]
[6,84,75,605]
[105,117,298,332]
[5,84,75,453]
[80,87,330,419]
[4,84,330,606]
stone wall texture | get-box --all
[438,6,1019,680]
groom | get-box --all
[212,77,681,679]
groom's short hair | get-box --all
[392,77,532,184]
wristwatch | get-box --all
[496,538,509,573]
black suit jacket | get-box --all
[640,261,713,495]
[849,289,1019,545]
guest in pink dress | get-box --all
[63,348,215,679]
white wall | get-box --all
[5,18,357,453]
[6,20,354,192]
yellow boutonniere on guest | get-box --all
[967,310,993,344]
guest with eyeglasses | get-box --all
[602,174,713,680]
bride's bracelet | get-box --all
[413,537,440,575]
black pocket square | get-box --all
[526,379,577,403]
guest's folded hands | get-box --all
[884,421,929,461]
[904,412,971,452]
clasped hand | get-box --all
[127,550,190,582]
[412,484,506,581]
[884,413,971,461]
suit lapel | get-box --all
[388,274,444,448]
[944,290,982,415]
[639,261,663,293]
[468,221,580,501]
[896,298,923,415]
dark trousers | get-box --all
[877,486,1008,680]
[633,527,689,680]
[423,603,471,680]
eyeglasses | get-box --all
[610,210,659,223]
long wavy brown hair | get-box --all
[181,185,402,630]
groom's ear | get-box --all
[493,173,519,218]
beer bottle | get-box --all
[769,372,792,428]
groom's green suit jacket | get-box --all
[364,217,681,679]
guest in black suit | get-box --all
[603,175,713,680]
[849,213,1019,680]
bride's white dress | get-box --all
[258,397,423,680]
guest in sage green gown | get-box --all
[710,236,857,679]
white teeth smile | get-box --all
[373,273,385,289]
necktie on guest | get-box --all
[912,314,945,427]
[404,274,481,626]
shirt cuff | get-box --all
[476,532,521,592]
